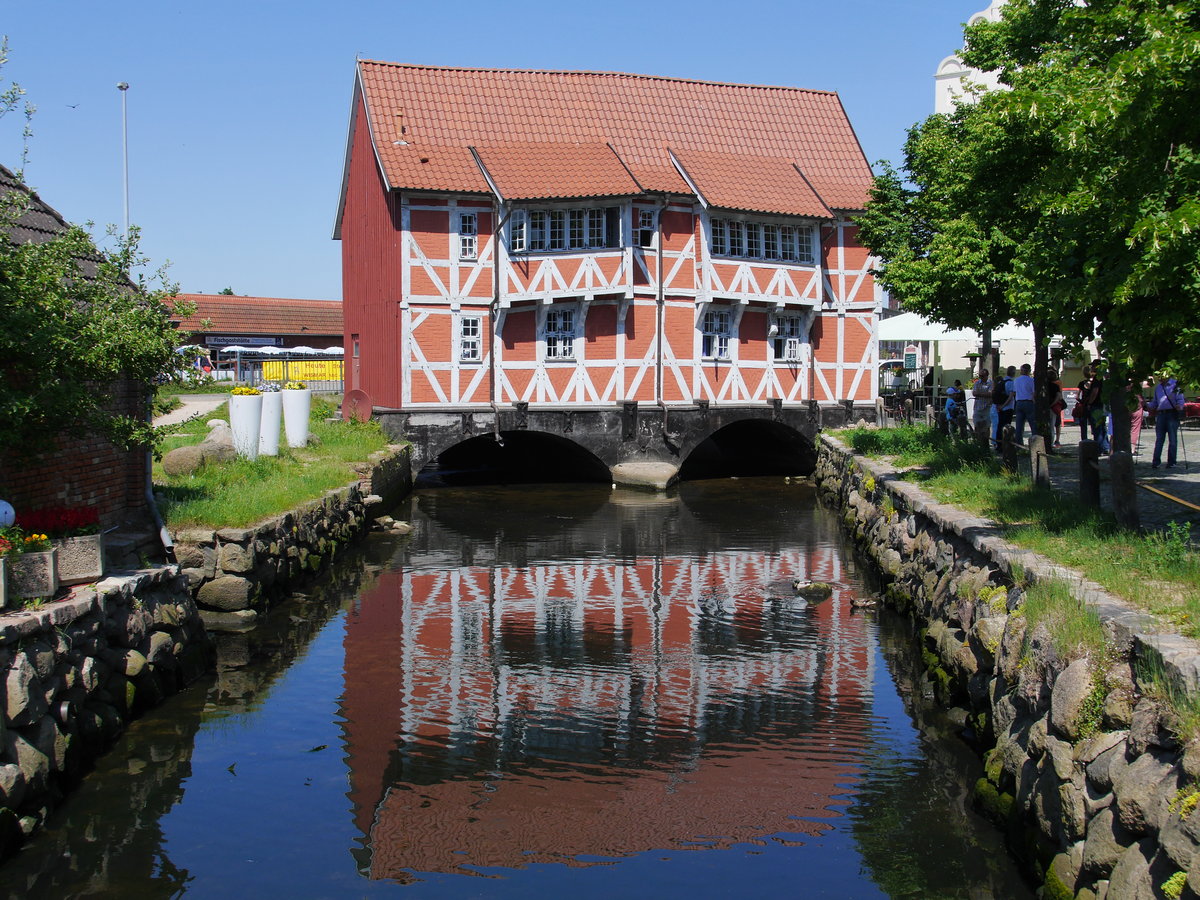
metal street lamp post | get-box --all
[117,82,129,239]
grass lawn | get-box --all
[837,425,1200,640]
[154,396,393,529]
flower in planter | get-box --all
[232,386,262,396]
[22,532,50,552]
[0,526,50,555]
[284,381,307,390]
[259,382,281,392]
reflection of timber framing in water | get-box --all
[340,547,875,881]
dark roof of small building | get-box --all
[0,163,103,278]
[169,293,344,337]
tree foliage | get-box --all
[859,0,1200,383]
[0,201,186,455]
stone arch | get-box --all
[678,418,818,481]
[417,429,611,485]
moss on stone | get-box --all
[1041,864,1074,900]
[1162,871,1187,900]
[1169,785,1200,820]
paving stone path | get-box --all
[1037,422,1200,537]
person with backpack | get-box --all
[1151,371,1186,469]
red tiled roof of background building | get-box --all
[169,294,343,336]
[354,62,873,215]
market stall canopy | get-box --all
[878,312,1033,344]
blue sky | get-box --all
[1,1,983,301]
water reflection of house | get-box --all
[339,548,873,880]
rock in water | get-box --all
[792,580,834,601]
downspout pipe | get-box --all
[655,195,669,419]
[490,200,516,445]
[146,387,175,564]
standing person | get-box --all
[1078,364,1108,452]
[988,367,1008,448]
[993,364,1012,441]
[1151,372,1186,469]
[1012,363,1036,444]
[971,368,992,438]
[1129,379,1148,455]
[1047,368,1065,448]
[1088,363,1110,453]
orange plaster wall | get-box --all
[586,304,618,358]
[501,308,536,360]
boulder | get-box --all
[161,420,236,476]
[1051,658,1096,742]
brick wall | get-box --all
[0,379,150,530]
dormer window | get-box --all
[710,215,815,265]
[509,205,622,253]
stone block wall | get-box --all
[0,567,212,859]
[815,434,1200,900]
[174,446,410,629]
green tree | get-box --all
[859,0,1200,461]
[0,204,187,455]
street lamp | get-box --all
[117,82,129,239]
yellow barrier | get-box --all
[262,359,344,382]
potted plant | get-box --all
[2,527,59,601]
[229,385,263,460]
[282,381,311,448]
[259,382,282,456]
[16,507,105,586]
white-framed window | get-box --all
[548,210,565,251]
[510,209,527,253]
[711,218,727,256]
[529,210,548,251]
[569,209,586,250]
[710,216,816,265]
[638,210,655,248]
[728,221,744,257]
[543,306,576,361]
[458,213,478,261]
[746,222,761,258]
[588,209,605,247]
[459,315,483,362]
[701,308,732,360]
[772,314,804,362]
[509,205,622,253]
[763,224,779,260]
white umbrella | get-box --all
[322,346,344,354]
[289,346,321,355]
[217,345,250,354]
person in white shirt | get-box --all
[1012,363,1036,444]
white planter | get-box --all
[229,393,263,460]
[54,533,105,586]
[282,388,312,448]
[0,558,7,610]
[259,391,283,456]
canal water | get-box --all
[3,479,1032,898]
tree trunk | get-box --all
[1033,322,1051,445]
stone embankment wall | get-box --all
[173,446,411,629]
[0,567,211,858]
[815,434,1200,900]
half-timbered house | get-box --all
[335,63,878,424]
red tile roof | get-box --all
[169,294,343,337]
[670,149,832,218]
[473,142,642,200]
[354,62,872,215]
